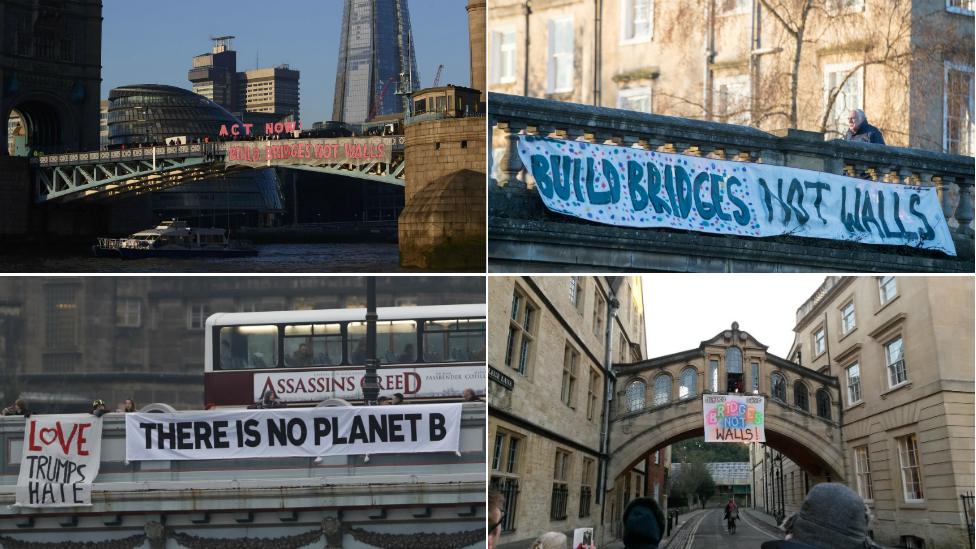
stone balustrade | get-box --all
[488,92,975,272]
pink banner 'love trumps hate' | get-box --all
[16,415,103,507]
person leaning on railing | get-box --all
[1,398,30,417]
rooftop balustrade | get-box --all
[489,92,974,272]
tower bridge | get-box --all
[32,138,407,204]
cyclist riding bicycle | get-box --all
[724,498,738,534]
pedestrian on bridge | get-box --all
[760,483,885,549]
[1,398,30,417]
[622,497,664,549]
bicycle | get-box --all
[726,512,737,534]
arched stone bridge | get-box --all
[608,323,845,482]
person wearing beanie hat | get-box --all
[622,497,665,549]
[761,483,886,549]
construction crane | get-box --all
[369,75,398,120]
[431,64,445,87]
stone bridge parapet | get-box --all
[488,92,974,272]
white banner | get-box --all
[703,395,765,443]
[16,414,103,507]
[125,404,462,461]
[517,136,956,256]
[254,365,486,403]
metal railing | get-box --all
[490,476,520,533]
[962,491,974,549]
[550,482,569,520]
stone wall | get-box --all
[403,116,485,203]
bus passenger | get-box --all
[250,389,285,409]
[397,343,415,363]
[292,343,312,367]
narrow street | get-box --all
[685,508,778,549]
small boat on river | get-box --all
[93,220,258,259]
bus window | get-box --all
[347,321,417,364]
[219,325,277,369]
[424,319,486,362]
[283,324,342,367]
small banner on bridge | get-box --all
[253,365,486,404]
[517,135,956,256]
[703,395,765,443]
[15,415,103,507]
[125,404,462,461]
[224,137,395,168]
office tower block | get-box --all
[332,0,420,124]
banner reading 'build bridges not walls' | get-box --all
[518,136,956,256]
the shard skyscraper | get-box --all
[332,0,420,125]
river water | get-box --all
[0,243,408,273]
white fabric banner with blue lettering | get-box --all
[125,404,462,461]
[517,135,956,256]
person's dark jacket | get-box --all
[845,122,885,144]
[623,497,665,549]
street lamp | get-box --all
[361,278,380,405]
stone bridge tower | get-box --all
[0,0,102,157]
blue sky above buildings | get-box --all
[100,0,471,124]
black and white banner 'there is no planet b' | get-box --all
[125,404,462,461]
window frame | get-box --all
[946,0,975,16]
[187,303,209,330]
[586,366,600,421]
[841,301,857,335]
[652,373,671,407]
[116,298,142,328]
[713,73,751,125]
[770,371,787,402]
[617,86,652,113]
[846,361,862,405]
[793,380,809,412]
[823,62,865,138]
[827,0,866,15]
[897,434,925,503]
[813,326,826,357]
[491,28,517,85]
[885,335,908,389]
[943,61,974,155]
[561,343,580,408]
[547,17,575,94]
[815,388,832,419]
[854,445,874,502]
[620,0,653,45]
[878,276,898,306]
[679,366,697,399]
[626,378,646,412]
[505,287,538,376]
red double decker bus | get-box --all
[203,304,486,407]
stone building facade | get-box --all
[488,276,649,548]
[0,276,485,413]
[487,0,974,154]
[752,276,974,549]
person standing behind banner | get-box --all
[91,399,108,417]
[1,398,30,417]
[844,109,885,144]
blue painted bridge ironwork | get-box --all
[31,137,407,203]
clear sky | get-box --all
[101,0,471,124]
[643,274,829,359]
